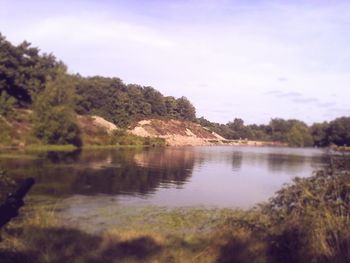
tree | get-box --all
[176,96,196,121]
[327,117,350,146]
[32,67,82,146]
[143,86,167,116]
[127,84,152,117]
[0,33,59,106]
[269,118,292,142]
[287,124,313,147]
[164,96,178,118]
[311,122,329,147]
[74,75,199,127]
[227,118,246,139]
[228,118,244,130]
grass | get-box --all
[0,153,39,160]
[331,145,350,152]
[83,144,148,150]
[1,141,165,153]
[23,132,166,151]
[25,144,78,152]
[81,131,166,149]
[0,205,256,263]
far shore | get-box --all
[0,140,305,152]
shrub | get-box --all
[32,68,82,147]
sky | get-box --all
[1,0,350,125]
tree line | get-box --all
[0,33,349,147]
[197,116,350,147]
[0,33,196,123]
[0,33,196,146]
[74,76,196,127]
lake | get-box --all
[0,146,328,209]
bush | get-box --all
[32,106,82,147]
[230,155,350,263]
[0,91,16,117]
[109,130,165,146]
[265,168,350,262]
[32,68,82,147]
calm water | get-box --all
[0,146,327,208]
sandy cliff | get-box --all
[1,110,283,147]
[129,119,227,146]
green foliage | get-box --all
[32,68,82,147]
[196,117,233,139]
[75,76,197,127]
[311,122,329,147]
[0,117,14,145]
[110,129,144,145]
[0,91,16,117]
[109,130,165,146]
[0,33,59,106]
[0,33,197,131]
[25,144,78,151]
[311,117,350,147]
[200,117,324,147]
[327,117,350,146]
[286,125,304,147]
[227,118,248,139]
[263,156,350,262]
[175,96,196,121]
[224,155,350,263]
[143,86,167,116]
[164,96,178,118]
[33,103,82,147]
[143,137,166,147]
[286,123,313,147]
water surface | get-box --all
[0,146,327,208]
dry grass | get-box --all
[0,207,232,263]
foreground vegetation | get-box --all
[0,153,348,262]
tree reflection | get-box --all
[231,151,243,170]
[42,150,82,163]
[267,153,306,173]
[1,148,196,197]
[0,147,327,206]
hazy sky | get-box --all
[1,0,349,124]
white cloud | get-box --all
[1,0,349,124]
[28,15,176,49]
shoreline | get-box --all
[0,141,316,152]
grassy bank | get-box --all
[0,135,166,152]
[0,155,349,262]
[331,145,350,152]
[25,144,78,152]
[0,111,166,150]
[24,140,166,152]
